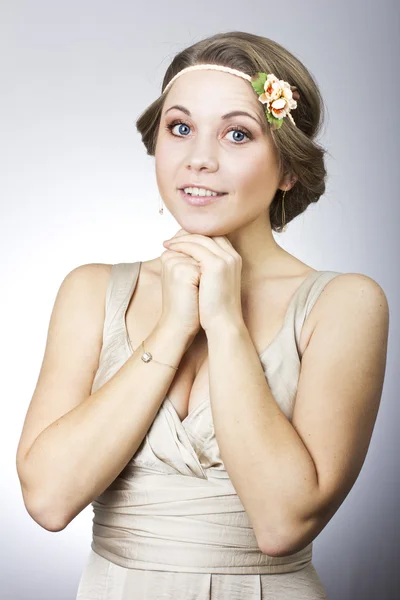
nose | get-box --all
[185,137,219,173]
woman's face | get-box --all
[155,69,285,236]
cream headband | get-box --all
[162,63,299,130]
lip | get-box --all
[179,189,227,206]
[179,184,225,194]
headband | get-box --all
[162,63,299,130]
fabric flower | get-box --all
[250,72,299,129]
[258,74,298,120]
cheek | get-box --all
[234,153,276,191]
[155,154,169,193]
[156,135,181,168]
[155,144,176,186]
[230,149,280,209]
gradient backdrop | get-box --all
[1,1,399,599]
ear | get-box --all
[278,173,297,192]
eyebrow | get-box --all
[164,104,266,131]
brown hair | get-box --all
[136,31,328,232]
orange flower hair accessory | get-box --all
[251,72,300,130]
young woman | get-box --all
[16,31,389,599]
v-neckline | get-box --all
[122,262,321,426]
[165,394,209,426]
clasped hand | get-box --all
[163,228,244,332]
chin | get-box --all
[177,222,230,237]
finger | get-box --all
[170,228,191,240]
[210,235,236,253]
[162,248,199,263]
[162,240,221,265]
[164,234,233,259]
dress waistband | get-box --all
[91,468,312,574]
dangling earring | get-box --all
[159,194,164,215]
[281,189,288,232]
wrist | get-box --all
[156,318,198,345]
[204,316,247,341]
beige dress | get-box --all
[76,262,342,599]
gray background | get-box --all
[2,1,399,599]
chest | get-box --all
[124,267,315,422]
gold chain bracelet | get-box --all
[140,339,179,371]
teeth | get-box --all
[183,187,220,197]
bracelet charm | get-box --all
[139,340,179,371]
[141,351,152,363]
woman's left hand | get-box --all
[163,229,244,332]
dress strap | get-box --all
[303,271,343,320]
[293,270,343,355]
[103,262,141,343]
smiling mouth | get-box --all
[179,189,227,206]
[179,187,227,195]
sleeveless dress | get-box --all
[76,262,343,600]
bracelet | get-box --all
[140,339,179,371]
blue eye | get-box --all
[225,128,249,143]
[165,119,252,144]
[168,122,191,136]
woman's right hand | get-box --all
[158,232,202,338]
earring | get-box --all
[159,194,164,215]
[281,189,288,232]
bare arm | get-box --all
[205,274,389,556]
[16,265,193,532]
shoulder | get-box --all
[311,271,389,337]
[69,262,113,276]
[62,261,154,300]
[59,263,114,305]
[63,262,113,287]
[316,271,388,309]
